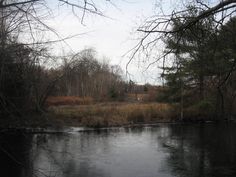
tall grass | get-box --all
[46,96,93,106]
[50,103,175,127]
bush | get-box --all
[195,100,214,113]
[183,100,215,120]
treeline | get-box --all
[50,49,126,101]
[158,8,236,120]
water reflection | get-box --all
[158,124,236,177]
[0,124,236,177]
[0,132,33,177]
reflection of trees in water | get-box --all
[0,133,33,177]
[0,132,110,177]
[1,125,236,177]
[32,132,112,177]
[31,128,152,177]
[158,124,236,177]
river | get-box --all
[0,123,236,177]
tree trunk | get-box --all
[199,75,204,100]
[217,87,225,120]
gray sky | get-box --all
[44,0,164,84]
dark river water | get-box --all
[1,123,236,177]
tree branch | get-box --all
[0,0,40,8]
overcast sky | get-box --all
[44,0,165,84]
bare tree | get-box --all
[54,48,126,101]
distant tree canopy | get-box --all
[53,48,126,101]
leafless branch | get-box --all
[128,0,236,73]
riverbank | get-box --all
[50,102,176,128]
[0,102,174,129]
[0,102,218,129]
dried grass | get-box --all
[50,103,175,127]
[46,96,93,106]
